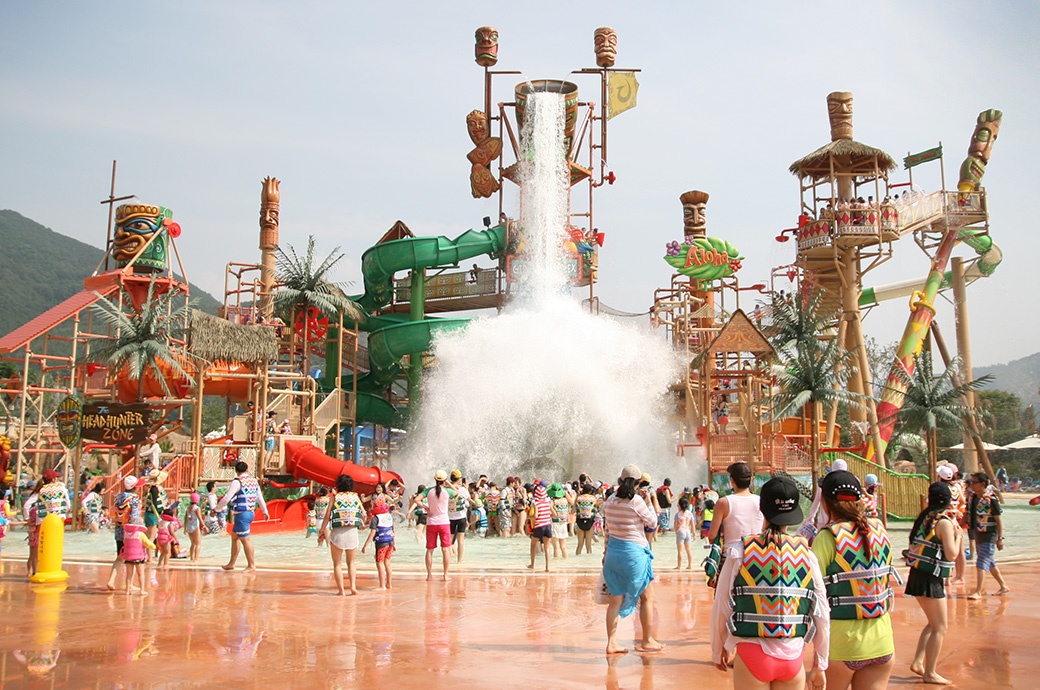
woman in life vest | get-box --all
[713,476,829,690]
[904,481,961,685]
[707,461,765,587]
[812,471,900,690]
[318,474,366,596]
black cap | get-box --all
[821,470,862,502]
[927,481,952,509]
[759,476,803,526]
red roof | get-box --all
[0,283,119,354]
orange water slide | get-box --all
[116,360,253,403]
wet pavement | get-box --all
[0,503,1037,688]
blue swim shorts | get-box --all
[975,539,997,572]
[232,511,255,538]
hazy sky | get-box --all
[2,2,1037,367]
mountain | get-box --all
[0,209,222,340]
[975,352,1040,408]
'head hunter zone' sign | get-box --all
[81,402,152,445]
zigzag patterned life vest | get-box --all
[330,492,363,529]
[552,497,570,523]
[822,519,902,620]
[729,533,819,640]
[972,491,999,535]
[37,483,70,520]
[576,495,597,519]
[230,475,259,513]
[907,515,954,578]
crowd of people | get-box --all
[0,454,1015,686]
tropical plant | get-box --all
[770,333,868,487]
[766,288,868,486]
[274,236,364,379]
[85,277,198,402]
[885,351,992,479]
[765,289,832,352]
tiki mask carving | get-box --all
[594,27,617,68]
[827,91,854,141]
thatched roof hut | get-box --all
[187,310,277,363]
[789,139,896,180]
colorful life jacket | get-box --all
[451,490,467,515]
[486,490,500,511]
[551,497,570,523]
[942,481,967,524]
[314,496,330,519]
[373,513,394,543]
[230,475,260,513]
[862,489,879,519]
[907,514,954,578]
[822,520,901,620]
[37,482,70,520]
[330,492,363,529]
[576,495,597,519]
[728,533,819,640]
[113,492,138,527]
[972,491,999,535]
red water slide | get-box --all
[282,440,403,494]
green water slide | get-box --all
[858,228,1001,307]
[341,225,508,428]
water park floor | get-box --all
[0,497,1037,689]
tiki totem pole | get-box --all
[259,177,281,320]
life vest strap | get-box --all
[730,612,813,625]
[732,585,816,600]
[829,589,894,608]
[824,565,903,586]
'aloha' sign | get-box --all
[664,237,743,281]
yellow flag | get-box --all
[607,72,639,120]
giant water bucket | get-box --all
[515,80,579,153]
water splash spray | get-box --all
[401,91,686,485]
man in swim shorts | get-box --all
[216,461,269,572]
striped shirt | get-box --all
[533,495,553,528]
[601,494,658,546]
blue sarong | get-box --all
[602,539,655,618]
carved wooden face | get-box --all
[260,205,279,230]
[466,110,489,144]
[827,92,854,140]
[594,27,617,68]
[113,204,168,270]
[683,202,707,237]
[475,26,499,67]
[968,110,1002,163]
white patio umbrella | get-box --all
[1003,435,1040,449]
[947,441,1006,450]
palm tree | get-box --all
[765,288,868,486]
[86,277,197,402]
[765,289,831,352]
[886,350,992,479]
[274,236,364,379]
[770,333,868,487]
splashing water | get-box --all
[400,91,685,485]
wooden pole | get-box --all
[930,322,1000,493]
[951,257,977,472]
